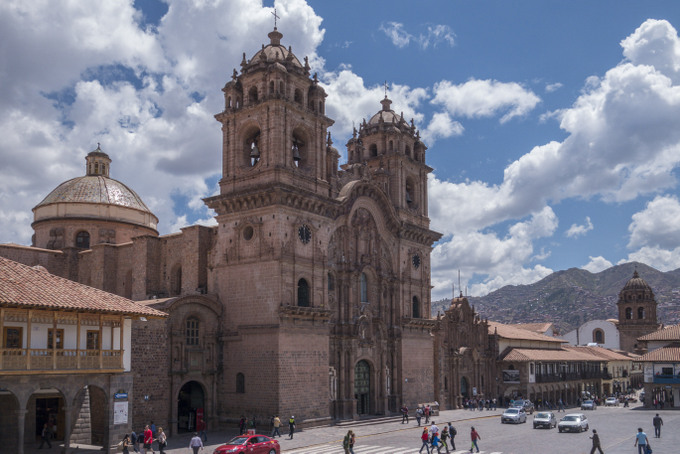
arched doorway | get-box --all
[354,360,371,415]
[461,377,470,399]
[177,381,205,433]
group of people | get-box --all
[121,423,167,454]
[417,421,460,454]
[587,414,664,454]
[462,398,497,411]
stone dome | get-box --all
[243,28,307,74]
[368,97,402,125]
[622,270,652,291]
[32,145,158,249]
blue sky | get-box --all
[2,0,680,300]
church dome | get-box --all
[368,97,402,125]
[32,145,158,249]
[622,270,652,291]
[242,28,307,75]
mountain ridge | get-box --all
[432,262,680,334]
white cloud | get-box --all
[422,112,464,144]
[545,82,563,93]
[565,216,593,238]
[627,195,680,249]
[380,22,412,48]
[582,256,613,273]
[620,247,680,271]
[431,79,541,124]
[621,19,680,84]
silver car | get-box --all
[501,407,527,424]
[557,413,589,433]
[533,411,557,429]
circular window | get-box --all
[243,226,254,241]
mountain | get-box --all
[432,262,680,334]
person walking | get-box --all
[197,418,207,442]
[122,434,131,454]
[416,406,423,426]
[652,413,663,438]
[424,404,431,423]
[189,432,203,454]
[143,424,155,454]
[447,422,457,450]
[634,428,649,454]
[469,426,481,453]
[589,429,604,454]
[271,415,281,438]
[419,428,431,454]
[400,404,409,423]
[440,426,450,453]
[558,398,565,412]
[239,416,247,435]
[38,423,52,449]
[130,431,139,453]
[288,416,296,439]
[348,430,356,454]
[156,427,167,454]
[431,430,441,454]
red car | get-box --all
[213,435,280,454]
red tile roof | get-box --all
[0,256,166,317]
[510,322,554,334]
[502,348,603,362]
[637,324,680,342]
[488,321,566,343]
[565,345,637,361]
[638,347,680,362]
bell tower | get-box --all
[616,269,661,352]
[214,27,335,198]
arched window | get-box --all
[269,81,274,95]
[297,278,310,307]
[327,273,335,291]
[388,140,394,151]
[405,145,411,158]
[294,89,303,104]
[248,86,258,103]
[637,307,645,319]
[412,296,420,318]
[405,178,414,206]
[75,231,90,248]
[186,317,199,346]
[593,329,605,344]
[236,373,245,393]
[94,162,99,174]
[369,144,378,157]
[625,307,632,319]
[360,273,368,303]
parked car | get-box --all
[501,407,527,424]
[604,397,618,406]
[533,411,557,429]
[558,413,589,433]
[581,399,597,410]
[213,435,280,454]
[513,399,535,414]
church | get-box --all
[0,26,465,438]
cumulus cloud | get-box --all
[422,112,464,144]
[431,79,541,123]
[565,216,594,238]
[545,82,563,93]
[582,256,613,273]
[380,22,412,48]
[627,195,680,249]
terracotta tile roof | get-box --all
[511,322,554,334]
[488,321,566,343]
[564,346,635,361]
[638,347,680,362]
[502,348,605,362]
[637,324,680,342]
[0,256,166,318]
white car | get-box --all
[604,397,618,407]
[501,407,527,424]
[558,413,589,433]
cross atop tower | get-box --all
[271,8,280,29]
[384,80,390,98]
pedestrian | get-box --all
[122,434,131,454]
[416,406,423,426]
[558,398,565,412]
[189,432,203,454]
[633,427,649,454]
[400,404,409,423]
[251,415,257,431]
[419,428,431,454]
[38,423,52,449]
[440,426,450,453]
[197,418,207,442]
[342,430,354,454]
[652,413,663,438]
[469,426,481,453]
[143,425,154,454]
[239,416,247,435]
[447,422,456,450]
[424,404,431,423]
[150,422,156,437]
[288,416,296,439]
[271,415,281,438]
[156,427,167,454]
[348,430,356,454]
[130,431,139,453]
[429,421,440,440]
[431,430,441,454]
[589,429,604,454]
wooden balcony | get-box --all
[1,348,123,373]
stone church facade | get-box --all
[1,27,470,435]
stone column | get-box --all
[62,403,72,454]
[17,408,27,454]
